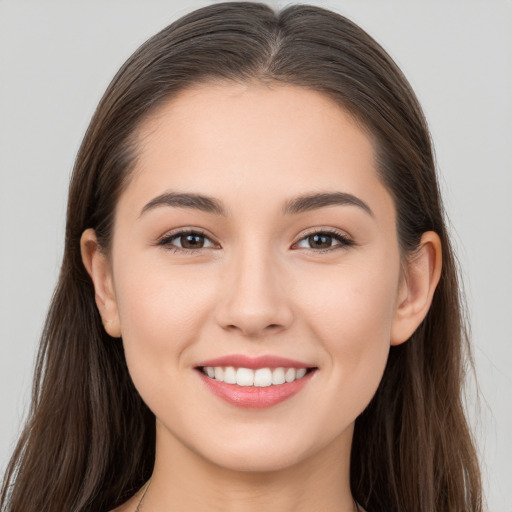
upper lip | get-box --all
[195,354,316,370]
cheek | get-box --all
[296,257,399,407]
[299,256,399,340]
[112,255,218,382]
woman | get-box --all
[0,2,483,511]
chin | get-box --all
[202,444,310,474]
[186,422,350,475]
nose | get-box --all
[214,247,294,338]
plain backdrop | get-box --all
[1,1,511,510]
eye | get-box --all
[294,230,353,252]
[158,230,218,252]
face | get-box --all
[95,82,412,472]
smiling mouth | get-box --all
[195,364,318,408]
[198,366,316,387]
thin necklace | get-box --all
[354,501,366,512]
[135,480,151,512]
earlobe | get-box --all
[80,229,122,338]
[390,231,442,346]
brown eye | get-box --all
[308,234,334,249]
[294,230,353,252]
[158,230,217,252]
[180,233,206,249]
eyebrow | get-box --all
[283,192,373,217]
[139,191,373,218]
[140,192,228,217]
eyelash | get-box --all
[157,228,354,254]
[158,229,217,254]
[294,229,354,253]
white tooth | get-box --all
[205,366,215,378]
[254,368,272,387]
[214,367,224,382]
[296,368,307,379]
[272,367,286,385]
[223,366,237,384]
[236,367,254,387]
[285,368,296,383]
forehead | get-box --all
[137,81,372,168]
[122,81,393,223]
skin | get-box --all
[81,82,442,512]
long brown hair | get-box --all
[1,3,482,511]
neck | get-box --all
[144,420,357,512]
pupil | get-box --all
[310,234,331,249]
[182,234,204,248]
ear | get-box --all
[80,228,122,338]
[390,231,442,346]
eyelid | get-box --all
[156,227,354,254]
[292,228,354,252]
[157,228,220,252]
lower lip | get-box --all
[197,370,315,409]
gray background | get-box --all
[1,1,511,510]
